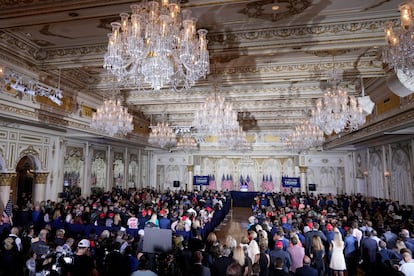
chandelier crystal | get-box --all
[148,121,177,148]
[310,72,366,135]
[383,1,414,77]
[218,126,251,151]
[193,95,239,136]
[176,133,198,152]
[103,0,210,91]
[285,119,325,152]
[91,98,134,137]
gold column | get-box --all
[33,172,49,204]
[299,166,307,193]
[187,165,194,192]
[0,173,16,210]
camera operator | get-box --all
[68,239,98,276]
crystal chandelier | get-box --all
[176,133,198,152]
[193,95,239,136]
[218,126,251,151]
[285,119,325,151]
[103,0,210,91]
[310,72,366,135]
[91,98,134,137]
[383,1,414,77]
[148,121,177,148]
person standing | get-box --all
[343,228,358,276]
[190,250,211,276]
[295,255,318,276]
[131,254,157,276]
[399,250,414,276]
[310,235,325,276]
[69,239,98,276]
[287,236,304,274]
[269,241,291,274]
[360,231,378,276]
[329,229,347,276]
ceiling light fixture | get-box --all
[218,126,251,151]
[91,96,134,137]
[176,132,198,152]
[285,119,325,152]
[148,120,177,148]
[103,0,210,91]
[310,69,367,135]
[193,95,239,137]
[2,68,63,105]
[383,1,414,78]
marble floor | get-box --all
[215,206,251,244]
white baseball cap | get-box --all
[78,239,90,248]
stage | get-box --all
[230,191,261,207]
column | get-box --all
[106,145,112,191]
[0,173,16,209]
[83,142,91,198]
[299,166,307,193]
[33,172,49,204]
[187,165,194,192]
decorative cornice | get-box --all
[324,105,414,149]
[208,18,390,45]
[35,172,49,184]
[0,173,16,186]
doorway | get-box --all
[15,156,35,207]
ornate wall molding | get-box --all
[0,173,16,186]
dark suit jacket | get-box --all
[190,263,211,276]
[360,237,378,263]
[295,265,318,276]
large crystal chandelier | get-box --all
[176,133,198,152]
[91,98,134,137]
[148,121,177,148]
[103,0,210,91]
[310,72,366,135]
[285,119,325,151]
[193,95,239,136]
[218,126,251,151]
[383,1,414,77]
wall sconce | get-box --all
[384,171,390,177]
[363,170,368,176]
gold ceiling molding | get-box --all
[47,45,106,59]
[240,0,312,21]
[0,31,39,61]
[208,19,387,45]
[220,60,382,77]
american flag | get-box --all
[4,198,12,218]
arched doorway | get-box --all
[15,156,35,207]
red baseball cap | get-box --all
[276,241,283,248]
[326,223,333,231]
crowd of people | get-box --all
[0,187,413,276]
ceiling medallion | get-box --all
[240,0,312,21]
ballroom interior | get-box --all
[0,0,413,210]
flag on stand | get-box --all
[3,197,13,225]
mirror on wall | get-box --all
[91,150,106,194]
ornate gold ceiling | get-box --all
[0,0,411,149]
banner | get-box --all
[193,175,210,185]
[281,176,301,188]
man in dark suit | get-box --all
[295,255,318,276]
[211,245,233,276]
[190,250,211,276]
[360,231,378,276]
[304,222,327,256]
